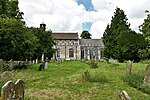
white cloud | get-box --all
[19,0,150,39]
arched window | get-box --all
[69,48,74,57]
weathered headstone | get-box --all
[29,60,32,65]
[1,81,14,100]
[36,58,38,64]
[1,79,24,100]
[33,60,35,64]
[41,54,44,62]
[38,62,45,71]
[26,59,28,64]
[119,91,131,100]
[0,59,4,72]
[45,57,48,69]
[1,71,13,85]
[144,64,150,83]
[9,59,13,70]
[126,60,132,75]
[14,79,24,100]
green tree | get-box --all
[0,18,37,60]
[80,31,92,39]
[103,7,146,62]
[0,0,24,20]
[139,14,150,59]
[29,28,56,59]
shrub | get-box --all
[122,71,144,89]
[83,70,108,83]
[140,83,150,94]
[90,60,98,68]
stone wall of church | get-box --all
[54,40,80,60]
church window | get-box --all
[69,48,74,57]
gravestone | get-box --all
[1,81,14,100]
[119,91,131,100]
[45,57,48,69]
[126,60,132,75]
[38,62,45,71]
[144,64,150,84]
[9,59,13,70]
[25,59,28,64]
[1,71,13,85]
[1,79,24,100]
[36,58,38,64]
[14,79,24,99]
[41,54,44,62]
[33,60,35,64]
[29,60,32,65]
[0,59,4,72]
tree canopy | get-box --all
[103,7,146,62]
[0,0,55,60]
[139,14,150,59]
[80,31,92,39]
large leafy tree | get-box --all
[103,7,146,62]
[80,31,92,39]
[139,14,150,59]
[0,18,37,60]
[0,0,24,19]
[29,28,56,59]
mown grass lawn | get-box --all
[3,61,150,100]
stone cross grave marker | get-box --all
[1,79,24,100]
[144,64,150,84]
[126,60,132,75]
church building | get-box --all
[52,32,104,60]
[40,23,104,60]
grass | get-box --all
[0,60,150,100]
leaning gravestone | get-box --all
[10,59,13,70]
[126,60,132,75]
[144,64,150,84]
[0,59,4,72]
[1,79,24,100]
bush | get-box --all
[90,60,98,68]
[122,71,144,88]
[83,70,108,83]
[140,83,150,94]
[3,62,9,71]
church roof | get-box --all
[52,32,78,40]
[79,39,104,47]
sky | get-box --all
[18,0,150,39]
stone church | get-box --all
[52,32,104,60]
[40,23,104,60]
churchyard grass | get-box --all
[1,60,150,99]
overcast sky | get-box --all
[18,0,150,39]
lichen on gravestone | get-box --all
[126,60,132,75]
[144,64,150,84]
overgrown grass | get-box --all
[0,60,150,99]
